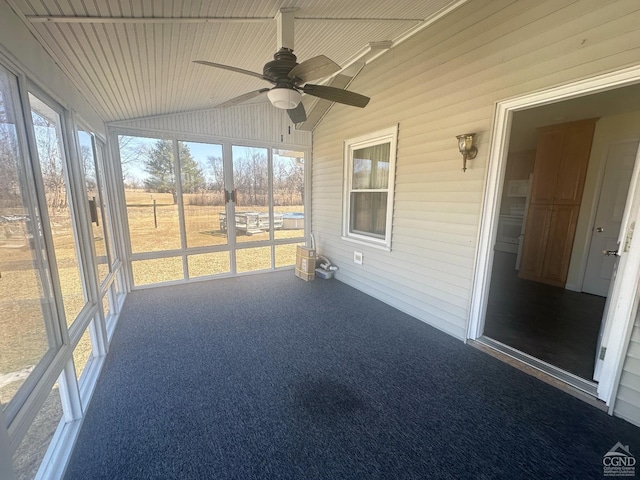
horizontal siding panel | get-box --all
[389,240,476,268]
[615,384,640,411]
[391,228,476,252]
[311,0,640,397]
[613,396,640,427]
[627,340,640,359]
[336,269,467,339]
[394,212,480,227]
[391,234,476,258]
[366,251,472,292]
[375,257,473,289]
[392,221,477,239]
[110,103,312,148]
[354,2,637,99]
[621,356,640,377]
[629,324,640,344]
[617,315,640,423]
[395,179,486,194]
[619,370,640,393]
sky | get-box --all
[119,135,303,184]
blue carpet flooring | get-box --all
[64,271,639,479]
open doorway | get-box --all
[469,74,640,402]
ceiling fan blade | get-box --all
[302,84,370,108]
[287,102,307,124]
[216,89,270,108]
[288,55,341,83]
[194,60,267,81]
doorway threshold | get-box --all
[471,336,606,411]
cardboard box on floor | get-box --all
[295,246,316,280]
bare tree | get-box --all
[0,122,21,212]
[118,135,151,189]
[273,156,303,206]
[233,148,268,206]
[32,110,67,211]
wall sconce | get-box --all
[456,133,478,172]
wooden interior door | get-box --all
[540,205,580,286]
[554,120,597,205]
[528,129,563,204]
[518,204,553,279]
[518,119,596,286]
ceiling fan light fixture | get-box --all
[267,87,302,109]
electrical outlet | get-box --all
[354,251,363,265]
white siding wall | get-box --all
[0,1,104,134]
[616,310,640,426]
[110,103,312,148]
[312,0,640,423]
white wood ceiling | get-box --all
[7,0,465,123]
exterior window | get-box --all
[343,126,397,249]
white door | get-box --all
[583,141,639,296]
[594,140,640,401]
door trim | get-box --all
[467,64,640,407]
[476,336,598,396]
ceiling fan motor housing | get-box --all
[263,48,299,84]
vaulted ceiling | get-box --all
[6,0,466,124]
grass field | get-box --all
[125,190,305,285]
[1,188,305,408]
[1,215,95,407]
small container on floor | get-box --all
[315,268,334,279]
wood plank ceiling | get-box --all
[6,0,465,123]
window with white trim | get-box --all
[343,125,398,250]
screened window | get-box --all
[343,126,397,249]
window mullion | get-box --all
[0,410,16,479]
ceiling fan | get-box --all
[193,10,370,124]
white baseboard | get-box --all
[565,282,581,292]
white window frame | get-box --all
[342,125,398,250]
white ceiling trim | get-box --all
[26,16,425,24]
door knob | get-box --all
[596,227,604,233]
[602,249,620,257]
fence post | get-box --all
[153,199,157,228]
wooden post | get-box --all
[153,199,157,228]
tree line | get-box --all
[123,138,304,207]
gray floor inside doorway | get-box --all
[484,251,606,380]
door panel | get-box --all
[231,146,272,244]
[583,141,637,296]
[178,141,228,250]
[273,149,305,241]
[594,140,640,391]
[78,130,111,285]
